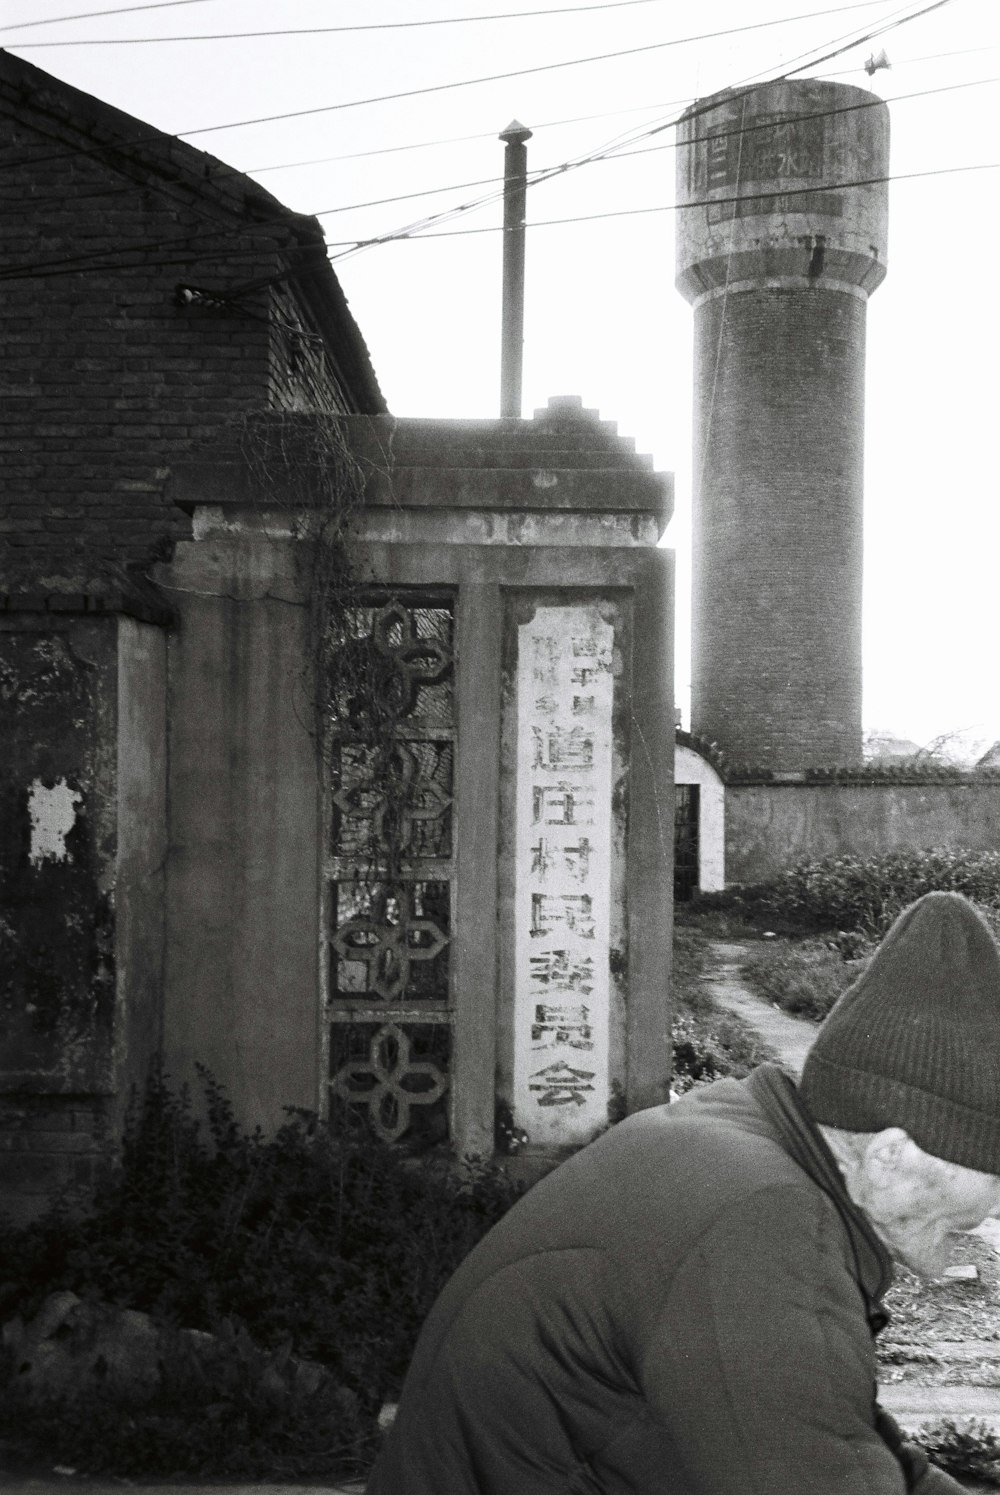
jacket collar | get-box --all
[747,1063,895,1331]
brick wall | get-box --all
[0,60,376,587]
[0,1095,111,1226]
[690,286,866,770]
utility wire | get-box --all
[0,0,974,276]
[319,1,969,260]
[0,0,711,35]
[6,0,891,45]
[327,159,1000,254]
[249,39,1000,175]
[289,74,993,222]
[0,0,945,171]
[4,64,993,276]
[0,0,218,30]
[246,100,696,175]
[169,3,909,137]
[0,153,994,284]
[760,0,954,81]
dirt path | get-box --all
[702,940,818,1076]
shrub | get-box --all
[918,1417,1000,1485]
[708,849,1000,936]
[0,1070,522,1475]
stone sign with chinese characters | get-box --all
[511,602,623,1147]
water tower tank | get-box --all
[675,80,889,769]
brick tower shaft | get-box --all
[676,81,889,770]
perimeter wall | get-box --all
[725,781,1000,886]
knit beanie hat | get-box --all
[799,891,1000,1173]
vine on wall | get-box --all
[232,411,455,1147]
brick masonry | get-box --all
[0,51,384,590]
[691,286,866,769]
[0,1095,112,1225]
[0,53,385,1217]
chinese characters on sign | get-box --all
[512,606,615,1145]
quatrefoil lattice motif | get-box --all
[332,888,449,1001]
[332,741,452,859]
[330,1023,448,1142]
[368,602,452,719]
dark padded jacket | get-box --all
[367,1064,962,1494]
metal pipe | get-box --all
[499,119,532,419]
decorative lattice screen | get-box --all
[324,597,454,1144]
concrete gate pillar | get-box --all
[166,399,674,1174]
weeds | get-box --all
[702,848,1000,938]
[919,1418,1000,1485]
[0,1070,521,1477]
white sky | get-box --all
[3,0,998,755]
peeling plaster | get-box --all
[28,779,83,866]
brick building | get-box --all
[0,52,384,1219]
[0,49,384,592]
[0,55,676,1217]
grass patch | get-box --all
[739,936,869,1022]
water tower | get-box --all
[675,80,889,769]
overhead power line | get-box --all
[4,0,892,46]
[166,3,911,137]
[246,100,695,175]
[0,154,994,285]
[307,73,999,219]
[4,58,991,279]
[0,0,944,174]
[767,0,954,81]
[327,159,1000,256]
[0,0,693,34]
[315,1,970,261]
[0,0,218,31]
[3,66,996,284]
[0,0,971,281]
[245,37,1000,176]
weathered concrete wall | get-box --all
[163,403,673,1165]
[0,619,119,1217]
[113,618,167,1132]
[726,782,1000,885]
[0,621,118,1090]
[160,534,321,1131]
